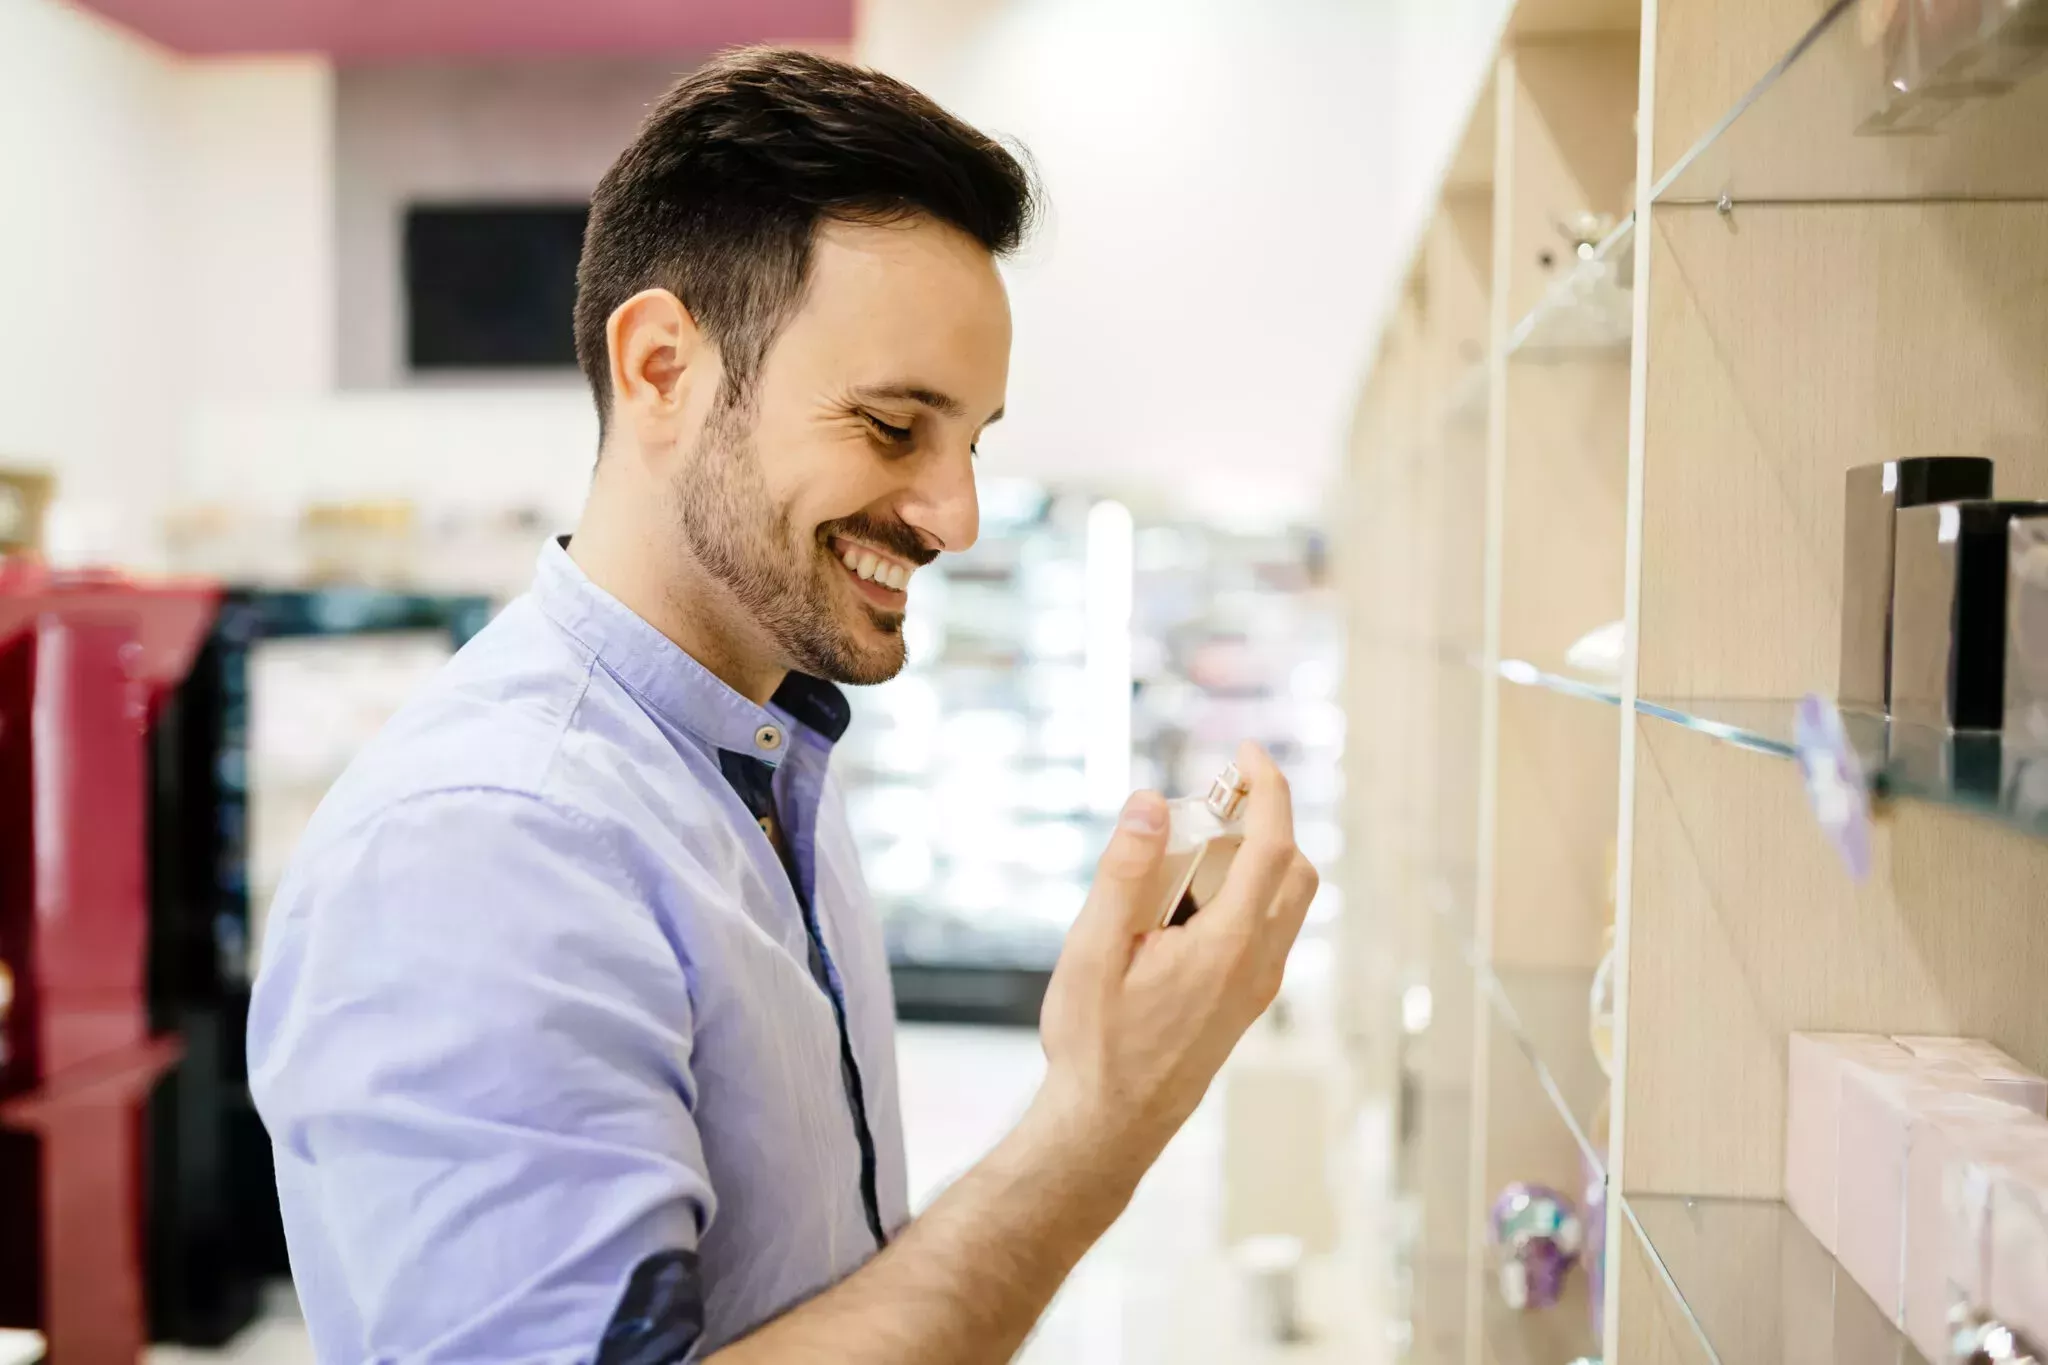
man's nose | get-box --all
[899,447,980,555]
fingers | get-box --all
[1261,853,1320,962]
[1196,743,1297,939]
[1066,790,1170,961]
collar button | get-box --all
[755,724,784,752]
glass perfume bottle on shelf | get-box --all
[1153,764,1251,929]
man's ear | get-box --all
[606,289,703,431]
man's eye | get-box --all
[864,414,914,444]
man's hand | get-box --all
[1028,741,1320,1198]
[712,741,1316,1365]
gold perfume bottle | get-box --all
[1153,764,1252,929]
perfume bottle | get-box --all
[1490,1183,1584,1311]
[1153,764,1252,929]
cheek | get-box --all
[793,458,900,536]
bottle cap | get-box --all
[1205,763,1250,821]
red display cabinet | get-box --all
[0,563,217,1363]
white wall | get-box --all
[179,388,595,519]
[171,57,337,402]
[861,0,1512,520]
[0,0,335,565]
[333,58,690,389]
[0,0,179,562]
[1,0,1511,562]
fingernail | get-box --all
[1119,791,1166,834]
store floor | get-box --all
[149,1025,1380,1365]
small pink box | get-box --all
[1903,1094,2041,1362]
[1837,1059,1988,1323]
[1987,1152,2048,1351]
[1942,1122,2048,1339]
[1894,1036,2048,1116]
[1787,1033,1912,1254]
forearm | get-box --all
[709,1093,1138,1365]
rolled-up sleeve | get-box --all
[248,789,713,1364]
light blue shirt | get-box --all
[249,540,909,1363]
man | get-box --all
[249,47,1317,1364]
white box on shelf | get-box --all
[1893,1035,2048,1116]
[1836,1057,1991,1323]
[1903,1092,2043,1361]
[1786,1033,1912,1254]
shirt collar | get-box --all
[532,538,850,765]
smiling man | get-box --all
[249,48,1317,1365]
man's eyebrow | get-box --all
[852,384,1003,425]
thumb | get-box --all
[1071,791,1170,953]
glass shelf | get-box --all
[1654,0,2048,205]
[1637,698,2048,843]
[1507,215,1635,359]
[1632,696,1808,760]
[1483,1286,1603,1365]
[1436,215,1635,431]
[1483,964,1613,1180]
[1492,664,2048,845]
[1498,658,1622,708]
[1625,1194,1932,1365]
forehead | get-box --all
[771,217,1012,411]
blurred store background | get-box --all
[0,0,1522,1361]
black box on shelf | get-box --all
[1890,499,2048,731]
[2005,516,2048,746]
[1838,457,1994,711]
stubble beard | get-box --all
[675,392,908,687]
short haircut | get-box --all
[574,47,1036,432]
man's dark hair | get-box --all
[574,47,1036,433]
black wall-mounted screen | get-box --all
[404,203,588,371]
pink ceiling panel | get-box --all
[71,0,856,59]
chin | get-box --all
[806,607,907,687]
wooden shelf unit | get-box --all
[1343,2,2048,1361]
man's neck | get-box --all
[568,493,787,708]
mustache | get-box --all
[819,513,939,568]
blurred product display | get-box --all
[165,502,560,600]
[1489,1182,1583,1312]
[1562,620,1623,682]
[837,479,1338,1022]
[0,563,217,1363]
[143,587,491,1346]
[0,473,51,557]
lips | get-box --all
[831,536,916,593]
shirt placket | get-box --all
[723,718,886,1252]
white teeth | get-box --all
[835,541,915,591]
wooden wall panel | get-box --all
[1492,686,1619,968]
[1637,202,2048,699]
[1647,0,1833,181]
[1480,1010,1599,1360]
[1613,1221,1714,1365]
[1513,0,1643,36]
[1502,38,1639,325]
[1498,359,1631,668]
[1624,719,2048,1196]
